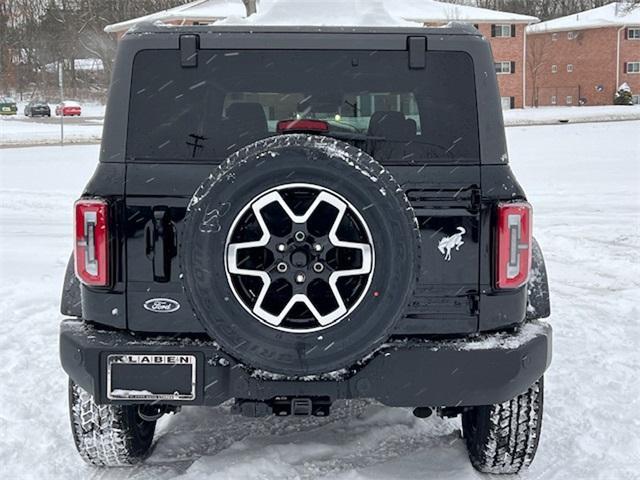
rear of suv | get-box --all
[60,24,551,474]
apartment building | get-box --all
[526,2,640,106]
[393,1,539,109]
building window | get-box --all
[625,62,640,73]
[552,33,558,41]
[568,31,577,40]
[492,24,514,37]
[501,97,514,110]
[552,65,558,73]
[495,61,513,74]
[551,95,557,105]
[628,27,640,39]
[566,96,573,105]
[567,64,574,72]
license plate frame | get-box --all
[106,354,197,401]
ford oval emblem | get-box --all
[143,298,180,313]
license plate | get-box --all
[1,107,9,112]
[106,354,197,401]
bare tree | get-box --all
[242,0,257,15]
[526,34,551,107]
[0,0,193,99]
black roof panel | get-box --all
[126,22,481,37]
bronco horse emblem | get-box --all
[438,227,466,261]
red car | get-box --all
[55,101,81,116]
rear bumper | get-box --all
[60,319,551,408]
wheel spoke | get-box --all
[225,184,374,331]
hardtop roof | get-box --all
[124,22,481,38]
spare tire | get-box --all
[180,134,420,376]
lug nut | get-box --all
[276,262,288,273]
[313,243,323,252]
[313,262,324,273]
[295,272,306,283]
[294,231,306,242]
[277,243,286,252]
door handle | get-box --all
[146,208,175,282]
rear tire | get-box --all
[462,377,544,474]
[68,379,156,466]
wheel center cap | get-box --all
[290,249,308,268]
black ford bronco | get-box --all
[60,23,551,474]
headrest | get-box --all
[368,111,409,140]
[226,102,267,124]
[405,118,417,137]
[225,102,268,134]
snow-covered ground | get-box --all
[503,105,640,126]
[0,121,639,479]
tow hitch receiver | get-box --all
[232,397,332,417]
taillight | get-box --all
[277,119,329,134]
[496,202,532,289]
[75,199,109,286]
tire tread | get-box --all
[68,380,155,466]
[463,378,543,474]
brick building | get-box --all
[526,2,640,107]
[473,23,532,109]
[392,1,539,109]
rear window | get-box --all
[127,49,479,164]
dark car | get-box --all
[24,99,51,117]
[60,24,551,474]
[0,96,18,115]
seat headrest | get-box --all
[225,102,268,135]
[368,111,409,140]
[405,118,417,137]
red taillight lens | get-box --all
[75,199,109,286]
[496,202,532,289]
[277,119,329,134]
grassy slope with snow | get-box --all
[0,121,639,479]
[0,104,105,147]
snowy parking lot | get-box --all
[0,121,639,479]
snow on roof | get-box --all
[218,0,416,26]
[106,0,537,33]
[388,0,538,24]
[220,0,537,26]
[527,2,640,34]
[104,0,246,33]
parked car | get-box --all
[60,24,552,474]
[0,96,18,115]
[55,101,81,116]
[24,99,51,117]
